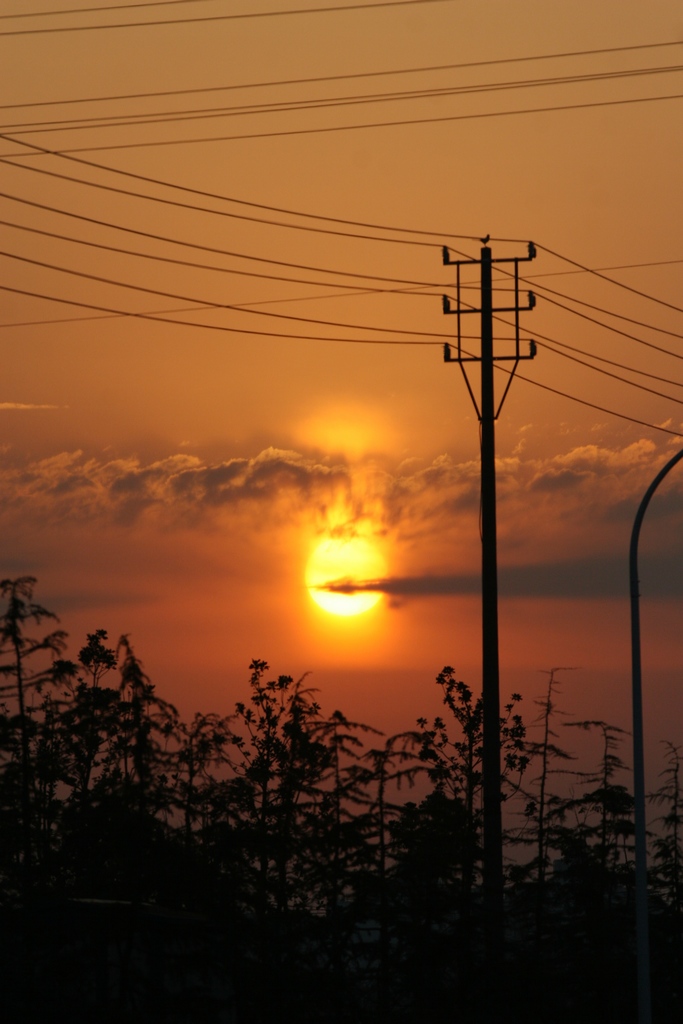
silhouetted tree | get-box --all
[417,668,527,931]
[175,710,235,852]
[308,708,381,1014]
[645,741,683,1020]
[651,741,683,917]
[223,661,336,1021]
[356,731,422,1020]
[417,668,484,933]
[0,577,67,902]
[561,719,634,900]
[513,668,577,942]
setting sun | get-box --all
[306,536,386,617]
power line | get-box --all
[448,266,683,390]
[522,328,683,390]
[510,365,682,437]
[7,64,682,134]
[477,272,683,360]
[1,0,209,19]
[447,286,683,427]
[5,138,681,383]
[4,143,680,335]
[484,294,683,390]
[0,303,226,330]
[538,294,683,361]
[488,304,683,390]
[443,275,683,429]
[0,279,470,326]
[0,211,444,293]
[0,0,456,36]
[11,91,681,154]
[480,250,683,355]
[0,185,453,288]
[0,282,438,345]
[464,280,683,360]
[525,257,683,278]
[1,139,474,247]
[11,278,675,400]
[0,290,476,329]
[1,138,477,246]
[11,254,645,391]
[536,244,683,315]
[1,40,678,112]
[2,282,679,437]
[0,247,452,338]
[468,262,683,343]
[523,277,683,339]
[454,284,683,404]
[538,340,683,406]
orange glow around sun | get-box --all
[306,536,386,617]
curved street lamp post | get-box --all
[629,446,683,1024]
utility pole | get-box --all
[442,239,537,968]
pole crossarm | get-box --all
[442,293,536,316]
[442,242,537,266]
[441,242,537,421]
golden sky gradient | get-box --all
[1,0,682,768]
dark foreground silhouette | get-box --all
[0,577,681,1023]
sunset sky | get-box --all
[1,0,682,776]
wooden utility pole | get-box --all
[442,240,536,964]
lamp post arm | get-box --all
[630,445,683,1024]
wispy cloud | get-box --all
[0,402,64,410]
[0,438,680,554]
[0,447,351,525]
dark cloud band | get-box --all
[321,553,683,600]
